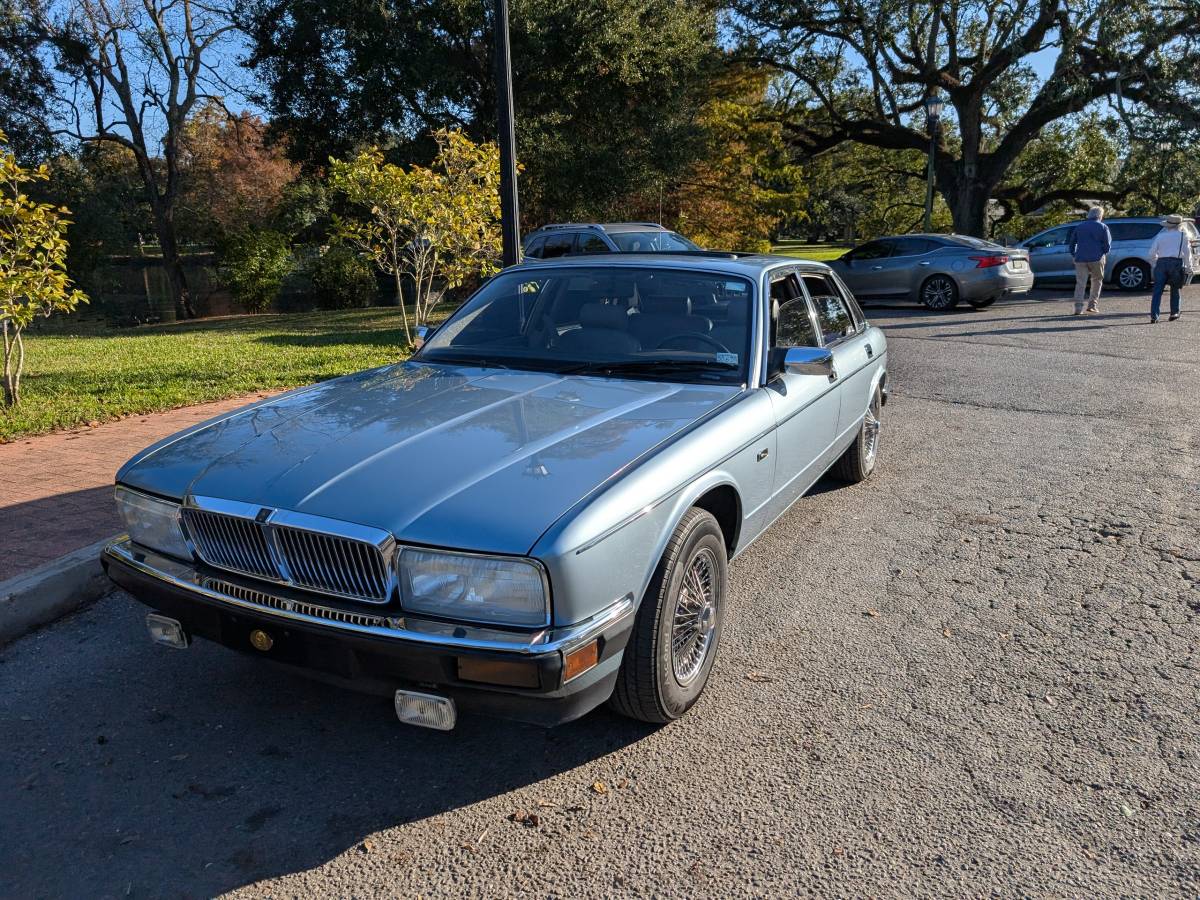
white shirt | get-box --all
[1148,228,1191,266]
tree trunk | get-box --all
[936,160,996,238]
[152,213,197,320]
[393,270,412,344]
[2,320,22,407]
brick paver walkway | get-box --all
[0,393,278,583]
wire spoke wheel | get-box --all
[671,547,718,686]
[863,395,881,469]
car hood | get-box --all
[119,362,741,555]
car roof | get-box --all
[512,251,828,277]
[526,222,673,235]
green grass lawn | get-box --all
[1,308,422,442]
[771,242,852,261]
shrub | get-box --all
[309,245,378,310]
[218,228,293,312]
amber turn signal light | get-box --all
[563,639,600,682]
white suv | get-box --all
[1019,216,1199,291]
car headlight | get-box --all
[114,486,191,560]
[399,548,549,627]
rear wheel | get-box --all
[833,385,882,483]
[920,275,959,310]
[609,508,727,724]
[1115,259,1150,291]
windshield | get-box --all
[609,231,700,252]
[416,266,754,384]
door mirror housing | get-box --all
[783,346,836,379]
[413,325,430,350]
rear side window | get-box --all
[1109,223,1162,241]
[808,281,855,343]
[524,236,546,259]
[540,233,576,258]
[890,237,938,256]
[1027,226,1073,248]
[578,233,610,253]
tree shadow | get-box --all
[1,595,658,895]
[0,485,120,582]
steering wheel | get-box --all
[656,332,732,353]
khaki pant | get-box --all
[1074,259,1105,311]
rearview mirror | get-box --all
[783,346,836,379]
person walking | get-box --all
[1068,206,1111,314]
[1147,214,1190,323]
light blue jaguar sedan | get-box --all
[103,253,888,730]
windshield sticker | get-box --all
[715,352,739,365]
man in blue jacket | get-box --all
[1068,206,1112,314]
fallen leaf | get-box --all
[1119,802,1135,818]
[591,781,608,795]
[360,839,375,853]
[864,609,880,618]
[617,778,629,789]
[536,799,556,808]
[744,672,776,683]
[942,628,952,638]
[509,810,530,824]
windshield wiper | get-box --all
[556,359,739,379]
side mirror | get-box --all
[783,346,836,379]
[413,325,430,350]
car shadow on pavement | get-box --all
[1,596,658,896]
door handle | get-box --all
[865,342,874,358]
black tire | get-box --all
[920,274,959,310]
[967,295,997,309]
[833,385,882,483]
[608,508,727,724]
[1113,259,1150,292]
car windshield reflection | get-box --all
[416,266,754,384]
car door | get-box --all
[800,270,878,441]
[1022,225,1076,280]
[829,240,894,298]
[762,270,842,514]
[870,236,937,296]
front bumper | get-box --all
[102,539,634,726]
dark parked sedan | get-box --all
[827,234,1034,310]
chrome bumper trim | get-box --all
[104,538,633,656]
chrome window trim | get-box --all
[105,539,627,655]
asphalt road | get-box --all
[2,286,1197,899]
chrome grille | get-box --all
[203,578,389,628]
[275,527,390,602]
[183,508,276,579]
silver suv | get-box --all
[522,223,700,258]
[1019,216,1200,291]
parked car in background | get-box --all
[1018,216,1200,291]
[523,222,700,258]
[826,234,1034,310]
[103,252,887,731]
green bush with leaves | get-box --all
[309,245,378,310]
[218,228,293,312]
[1,130,87,407]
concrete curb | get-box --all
[0,537,116,647]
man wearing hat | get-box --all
[1147,214,1191,323]
[1068,206,1111,314]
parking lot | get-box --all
[2,286,1197,898]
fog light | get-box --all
[394,690,457,731]
[563,639,599,682]
[146,613,189,649]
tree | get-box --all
[735,0,1200,236]
[241,0,719,224]
[178,100,299,243]
[329,130,501,344]
[217,228,293,312]
[0,0,57,161]
[0,132,87,407]
[46,0,237,318]
[668,67,806,251]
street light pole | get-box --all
[492,0,520,267]
[923,92,944,233]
